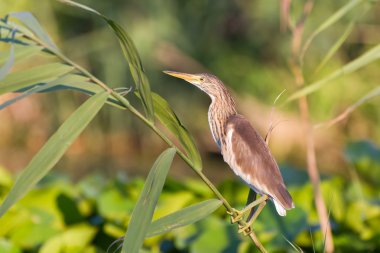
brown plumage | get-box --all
[164,71,294,216]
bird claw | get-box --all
[227,208,244,224]
[227,196,269,236]
[238,223,253,236]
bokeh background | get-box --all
[0,0,379,252]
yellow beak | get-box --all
[163,71,199,83]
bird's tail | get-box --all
[272,186,295,216]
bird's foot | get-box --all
[237,222,253,236]
[228,195,269,224]
[233,199,268,236]
[228,208,244,224]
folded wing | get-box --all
[223,114,294,215]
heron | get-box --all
[164,71,294,234]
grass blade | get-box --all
[283,236,304,253]
[288,43,380,102]
[10,12,58,51]
[122,148,176,253]
[314,22,354,75]
[106,20,155,121]
[0,62,74,94]
[0,75,93,110]
[0,45,42,67]
[314,3,372,75]
[152,93,202,170]
[59,0,155,122]
[146,199,222,238]
[0,35,15,80]
[301,0,364,59]
[0,91,109,217]
[29,74,102,94]
[315,86,380,128]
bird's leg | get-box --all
[245,189,257,222]
[238,200,267,235]
[229,195,268,223]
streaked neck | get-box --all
[208,88,237,148]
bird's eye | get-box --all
[199,77,204,82]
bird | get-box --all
[164,71,294,233]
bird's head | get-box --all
[163,71,223,99]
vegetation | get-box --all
[0,0,379,252]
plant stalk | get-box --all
[288,1,334,252]
[19,28,266,252]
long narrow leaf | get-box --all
[314,3,371,75]
[0,45,42,67]
[24,74,102,94]
[0,75,93,110]
[288,43,380,101]
[0,62,74,94]
[60,0,155,122]
[152,93,202,171]
[146,199,222,238]
[0,91,109,217]
[301,0,364,59]
[107,20,155,121]
[10,12,58,51]
[315,86,380,128]
[314,22,354,75]
[0,42,14,80]
[122,148,176,253]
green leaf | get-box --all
[122,148,176,253]
[0,40,14,80]
[0,75,85,110]
[0,45,42,67]
[152,93,202,170]
[0,91,109,217]
[0,238,22,253]
[146,199,222,238]
[301,0,364,58]
[10,12,58,51]
[314,22,355,75]
[313,3,371,75]
[60,0,155,121]
[190,216,238,253]
[39,224,97,253]
[288,43,380,101]
[107,20,155,121]
[315,86,380,128]
[0,62,74,95]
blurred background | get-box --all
[0,0,379,252]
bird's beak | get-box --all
[163,71,199,83]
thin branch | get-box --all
[292,0,314,58]
[12,23,270,251]
[315,86,380,129]
[249,232,267,253]
[265,89,287,144]
[280,0,292,32]
[289,1,334,252]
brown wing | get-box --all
[223,114,294,210]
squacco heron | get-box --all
[164,71,294,234]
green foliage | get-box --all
[147,199,222,238]
[0,140,379,253]
[289,43,380,101]
[0,5,214,252]
[60,0,155,122]
[0,91,109,217]
[0,0,380,252]
[151,93,202,171]
[122,148,175,253]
